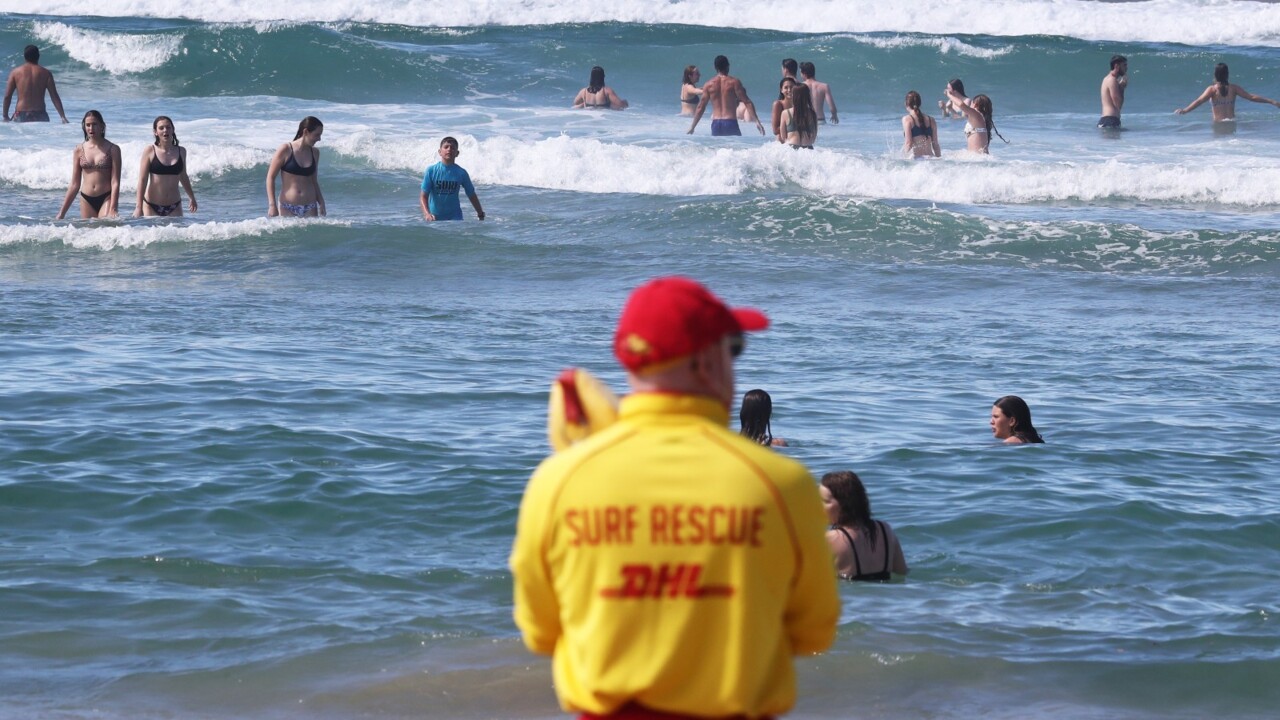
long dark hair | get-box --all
[972,95,1008,148]
[905,90,924,126]
[81,110,105,141]
[1215,63,1230,98]
[152,115,179,146]
[293,116,323,141]
[789,84,817,136]
[777,76,794,102]
[682,65,698,86]
[821,471,879,548]
[994,395,1044,443]
[948,78,966,97]
[588,66,605,94]
[739,389,775,445]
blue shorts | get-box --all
[711,119,741,136]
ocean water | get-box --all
[1,1,1278,718]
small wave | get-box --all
[845,34,1014,59]
[0,218,329,250]
[15,0,1280,47]
[0,141,265,191]
[32,21,184,74]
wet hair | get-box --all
[821,471,879,548]
[152,115,179,146]
[799,61,816,79]
[777,76,795,101]
[588,66,605,94]
[81,109,105,140]
[782,58,798,77]
[905,90,924,125]
[24,45,39,63]
[1110,55,1127,71]
[948,78,966,97]
[714,55,729,74]
[439,136,458,149]
[789,84,817,137]
[682,65,699,86]
[994,395,1044,443]
[972,95,1009,146]
[293,116,323,141]
[1215,62,1230,98]
[738,389,775,445]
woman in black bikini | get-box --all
[266,116,326,218]
[902,90,941,158]
[134,115,197,218]
[819,470,908,582]
[573,66,628,110]
[56,109,122,219]
[679,65,702,116]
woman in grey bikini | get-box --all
[1174,63,1280,122]
[56,109,121,219]
[266,116,326,218]
[135,116,197,217]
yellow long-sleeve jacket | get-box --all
[510,393,840,717]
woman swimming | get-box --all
[739,389,787,447]
[266,116,326,218]
[56,109,122,219]
[902,90,941,158]
[134,116,197,218]
[573,66,628,110]
[1174,62,1280,122]
[990,395,1044,444]
[819,470,908,582]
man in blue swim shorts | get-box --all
[688,55,764,137]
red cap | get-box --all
[613,276,769,372]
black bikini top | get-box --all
[282,144,316,176]
[149,150,184,176]
[837,521,892,582]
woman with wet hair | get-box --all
[56,109,121,219]
[990,395,1044,444]
[738,389,787,447]
[780,83,818,148]
[573,66,628,110]
[135,115,197,217]
[902,90,941,158]
[947,89,1008,153]
[1175,62,1280,122]
[771,76,795,142]
[679,65,702,116]
[938,77,969,119]
[819,470,908,582]
[266,116,326,218]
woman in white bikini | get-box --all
[266,116,326,218]
[134,116,197,217]
[947,88,1008,154]
[1174,63,1280,122]
[56,109,122,219]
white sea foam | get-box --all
[0,218,306,249]
[8,0,1280,47]
[0,141,266,191]
[846,34,1014,59]
[31,21,183,74]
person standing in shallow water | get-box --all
[266,116,326,218]
[740,388,788,446]
[990,395,1044,444]
[56,110,121,219]
[688,54,765,136]
[420,136,485,222]
[134,116,197,217]
[1099,54,1128,129]
[1174,62,1280,122]
[4,45,68,123]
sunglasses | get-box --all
[727,334,745,358]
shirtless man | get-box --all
[781,58,798,81]
[4,46,68,123]
[800,61,839,124]
[1098,54,1127,129]
[689,55,764,136]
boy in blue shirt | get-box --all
[420,136,485,222]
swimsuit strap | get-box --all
[877,521,891,574]
[837,526,861,577]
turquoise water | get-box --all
[2,2,1279,718]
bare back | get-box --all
[705,74,747,119]
[8,64,51,112]
[805,79,837,123]
[1100,72,1125,118]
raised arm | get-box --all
[1233,84,1280,108]
[948,88,985,127]
[1174,85,1214,115]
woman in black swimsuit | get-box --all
[679,65,702,116]
[56,109,122,219]
[134,115,197,217]
[573,66,628,110]
[819,470,908,582]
